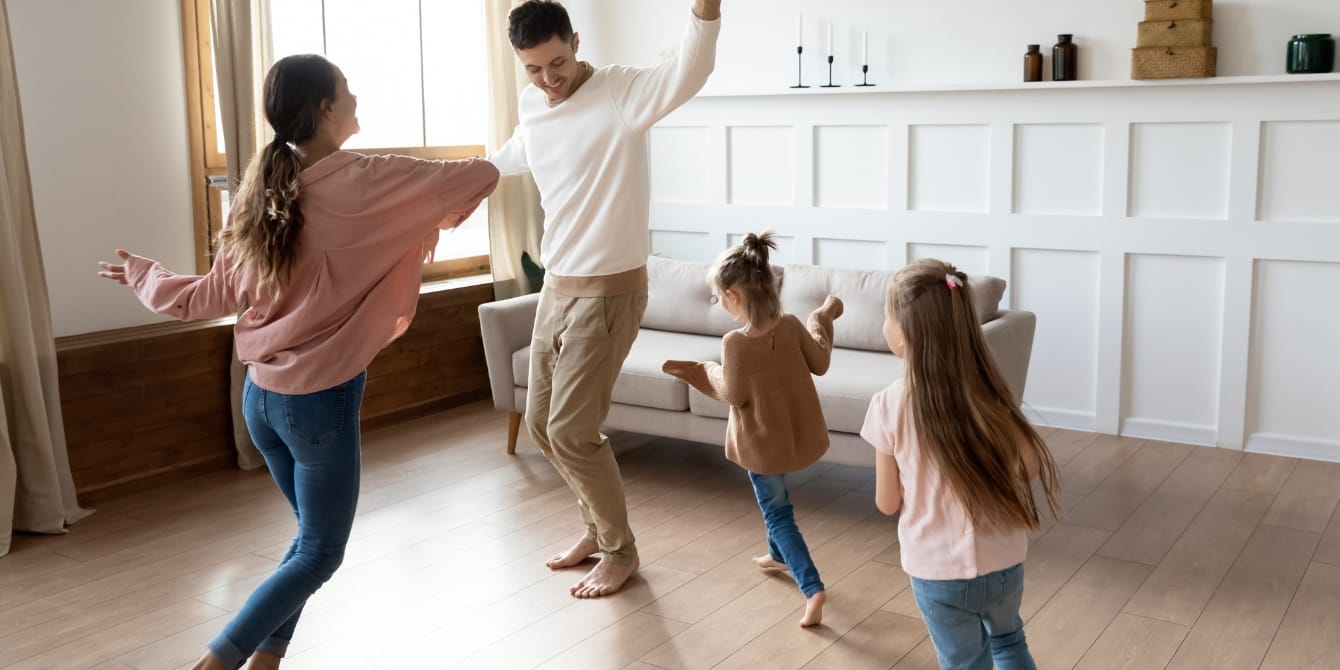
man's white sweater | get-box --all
[489,13,721,280]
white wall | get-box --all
[583,0,1340,92]
[645,78,1340,462]
[10,0,197,337]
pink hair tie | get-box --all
[946,274,962,290]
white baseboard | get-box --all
[1120,418,1218,447]
[1246,433,1340,463]
[1022,406,1096,432]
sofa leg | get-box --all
[507,412,522,455]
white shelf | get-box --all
[695,73,1340,98]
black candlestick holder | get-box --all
[856,64,875,87]
[821,55,840,87]
[790,45,809,88]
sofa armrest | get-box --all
[981,309,1037,404]
[478,292,540,412]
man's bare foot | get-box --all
[800,590,826,627]
[753,555,789,572]
[547,535,599,570]
[244,650,282,670]
[570,555,639,598]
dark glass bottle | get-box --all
[1024,44,1042,81]
[1053,34,1077,81]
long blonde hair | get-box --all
[218,54,336,298]
[710,232,782,327]
[888,258,1062,531]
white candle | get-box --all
[798,13,803,47]
[827,22,833,56]
[863,31,869,64]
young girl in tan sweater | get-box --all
[662,232,843,627]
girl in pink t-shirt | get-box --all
[860,258,1062,670]
[97,54,497,670]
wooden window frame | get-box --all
[179,0,491,281]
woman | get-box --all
[97,54,498,669]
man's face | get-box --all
[517,33,582,104]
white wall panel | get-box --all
[1013,249,1101,429]
[1122,254,1225,445]
[1246,260,1340,461]
[1129,123,1232,220]
[1014,124,1105,217]
[650,126,711,204]
[728,126,794,206]
[909,124,990,214]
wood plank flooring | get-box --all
[2,402,1338,669]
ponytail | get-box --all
[219,137,305,297]
[215,54,336,298]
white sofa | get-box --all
[478,256,1037,466]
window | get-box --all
[180,0,491,280]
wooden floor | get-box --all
[3,401,1339,670]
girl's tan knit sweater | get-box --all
[663,296,843,475]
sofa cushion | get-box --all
[779,264,1006,352]
[642,256,739,337]
[689,346,905,434]
[814,348,906,433]
[969,275,1006,322]
[512,329,724,412]
[780,264,891,352]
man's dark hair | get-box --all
[508,1,574,50]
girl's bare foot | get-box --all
[570,555,639,598]
[547,534,598,569]
[800,590,826,627]
[753,555,789,572]
[244,650,282,670]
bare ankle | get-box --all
[193,652,230,670]
[244,650,282,670]
[800,590,826,628]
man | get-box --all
[488,0,722,598]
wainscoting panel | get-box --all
[650,230,716,263]
[813,124,889,209]
[649,125,712,204]
[908,243,990,276]
[1258,120,1340,224]
[1012,248,1102,430]
[1246,260,1340,461]
[1013,123,1105,216]
[1128,122,1232,220]
[814,238,887,271]
[908,123,991,213]
[1122,254,1225,445]
[726,125,795,206]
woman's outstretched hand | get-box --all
[97,249,132,285]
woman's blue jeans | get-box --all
[207,371,365,668]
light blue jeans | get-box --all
[207,371,365,668]
[910,563,1035,670]
[748,472,824,597]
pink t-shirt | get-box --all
[125,151,499,395]
[860,378,1028,580]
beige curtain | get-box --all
[485,0,545,300]
[0,0,91,558]
[211,0,270,470]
